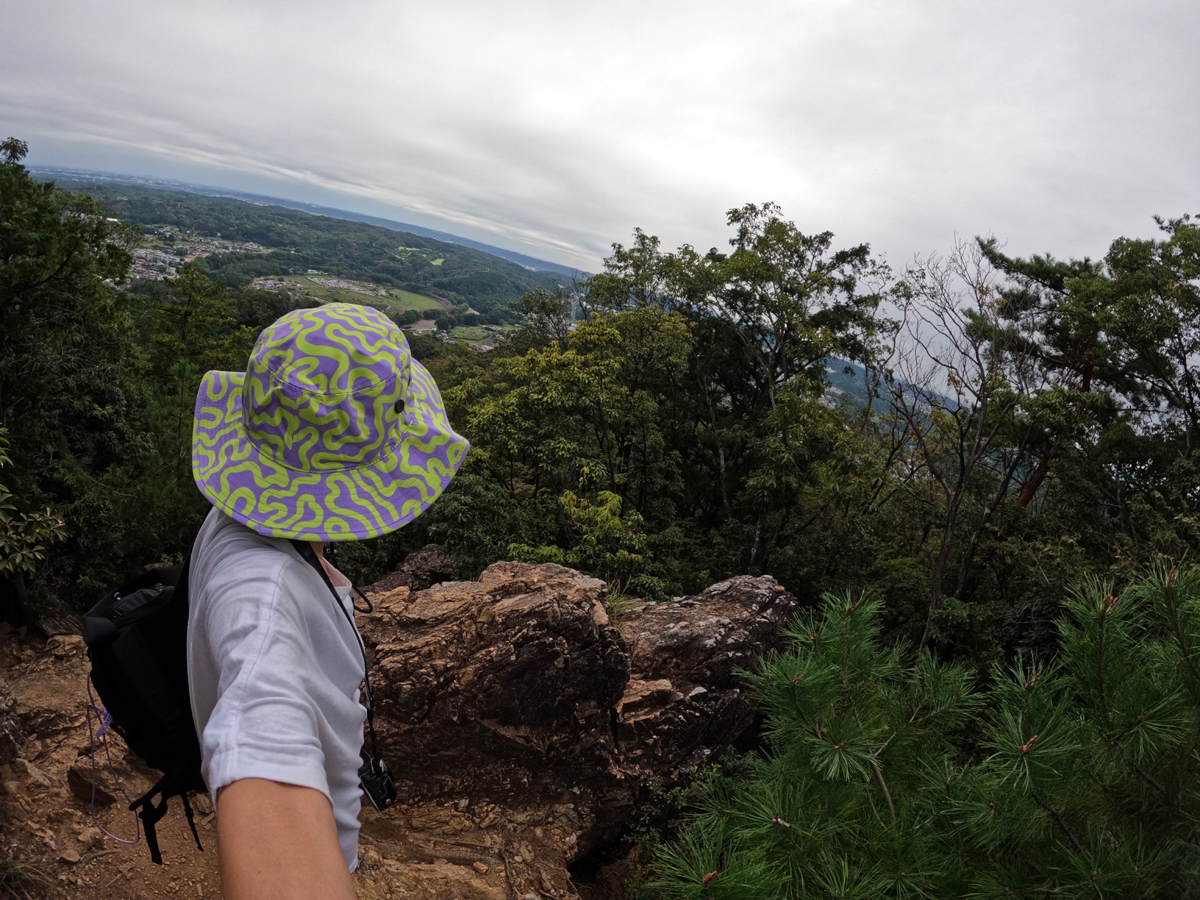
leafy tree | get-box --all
[0,428,66,620]
[716,202,893,407]
[505,284,576,351]
[0,138,148,610]
[594,206,894,582]
[141,265,255,444]
[886,241,1053,651]
[509,490,652,595]
[233,285,319,329]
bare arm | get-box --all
[216,778,356,900]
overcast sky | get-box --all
[2,0,1197,272]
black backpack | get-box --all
[82,555,205,865]
[82,540,387,864]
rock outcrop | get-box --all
[362,542,456,594]
[357,563,630,858]
[0,550,798,900]
[354,561,797,896]
[617,576,797,777]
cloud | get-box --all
[2,0,1197,271]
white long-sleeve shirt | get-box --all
[187,508,366,870]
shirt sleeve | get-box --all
[199,558,332,803]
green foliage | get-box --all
[0,142,275,609]
[0,429,65,575]
[649,566,1200,898]
[0,855,50,899]
[0,138,154,605]
[143,265,256,443]
[449,211,900,599]
[509,489,651,591]
[232,285,320,329]
[4,139,1200,882]
[3,129,1199,692]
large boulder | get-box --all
[355,557,799,891]
[356,561,630,847]
[616,576,798,776]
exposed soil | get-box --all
[0,626,521,900]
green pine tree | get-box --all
[650,565,1200,899]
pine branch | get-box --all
[871,761,896,822]
[1131,762,1166,797]
[1028,789,1086,858]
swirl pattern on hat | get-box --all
[191,303,468,540]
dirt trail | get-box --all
[0,627,451,900]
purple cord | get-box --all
[85,672,141,846]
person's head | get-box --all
[191,303,468,541]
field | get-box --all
[447,324,518,345]
[386,288,443,311]
[394,246,445,267]
[449,325,489,342]
[252,276,446,313]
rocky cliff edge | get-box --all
[0,550,797,899]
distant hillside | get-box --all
[32,167,583,279]
[36,175,564,311]
[825,358,958,412]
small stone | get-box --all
[77,827,102,847]
[59,848,81,864]
[473,861,489,874]
[68,762,116,806]
[47,635,84,658]
[15,758,52,788]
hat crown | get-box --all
[242,304,410,472]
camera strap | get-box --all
[290,540,380,756]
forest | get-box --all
[3,137,1199,896]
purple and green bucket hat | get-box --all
[191,303,469,541]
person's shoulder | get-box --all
[193,511,311,608]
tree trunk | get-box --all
[0,572,29,628]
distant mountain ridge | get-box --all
[30,166,584,278]
[825,357,958,412]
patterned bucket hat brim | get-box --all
[191,303,469,541]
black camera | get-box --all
[359,750,397,811]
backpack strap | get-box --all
[130,769,205,865]
[130,782,169,866]
[180,791,203,853]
